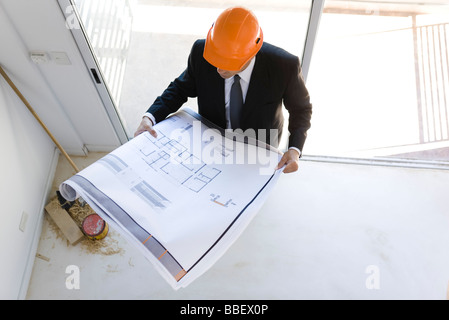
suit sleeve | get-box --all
[283,57,312,152]
[146,40,201,123]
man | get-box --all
[134,6,312,173]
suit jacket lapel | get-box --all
[242,50,270,121]
[206,65,226,127]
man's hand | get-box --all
[276,149,300,173]
[134,116,158,138]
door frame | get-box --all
[57,0,129,144]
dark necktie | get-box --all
[230,74,243,129]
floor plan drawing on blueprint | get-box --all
[136,128,222,194]
[59,108,284,289]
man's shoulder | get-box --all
[189,39,208,62]
[192,39,206,51]
[260,42,298,61]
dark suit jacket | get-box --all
[147,39,312,151]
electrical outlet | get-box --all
[19,211,29,232]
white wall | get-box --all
[0,0,124,298]
[0,71,57,300]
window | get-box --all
[306,0,449,163]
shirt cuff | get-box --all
[288,146,302,158]
[143,112,156,126]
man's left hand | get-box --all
[276,149,300,173]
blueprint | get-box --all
[59,108,284,289]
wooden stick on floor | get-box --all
[0,65,80,173]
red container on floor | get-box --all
[82,214,108,240]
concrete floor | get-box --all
[26,152,449,299]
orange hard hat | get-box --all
[203,7,263,71]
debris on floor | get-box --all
[45,196,123,256]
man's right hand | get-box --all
[134,116,158,138]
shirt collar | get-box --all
[237,56,256,83]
